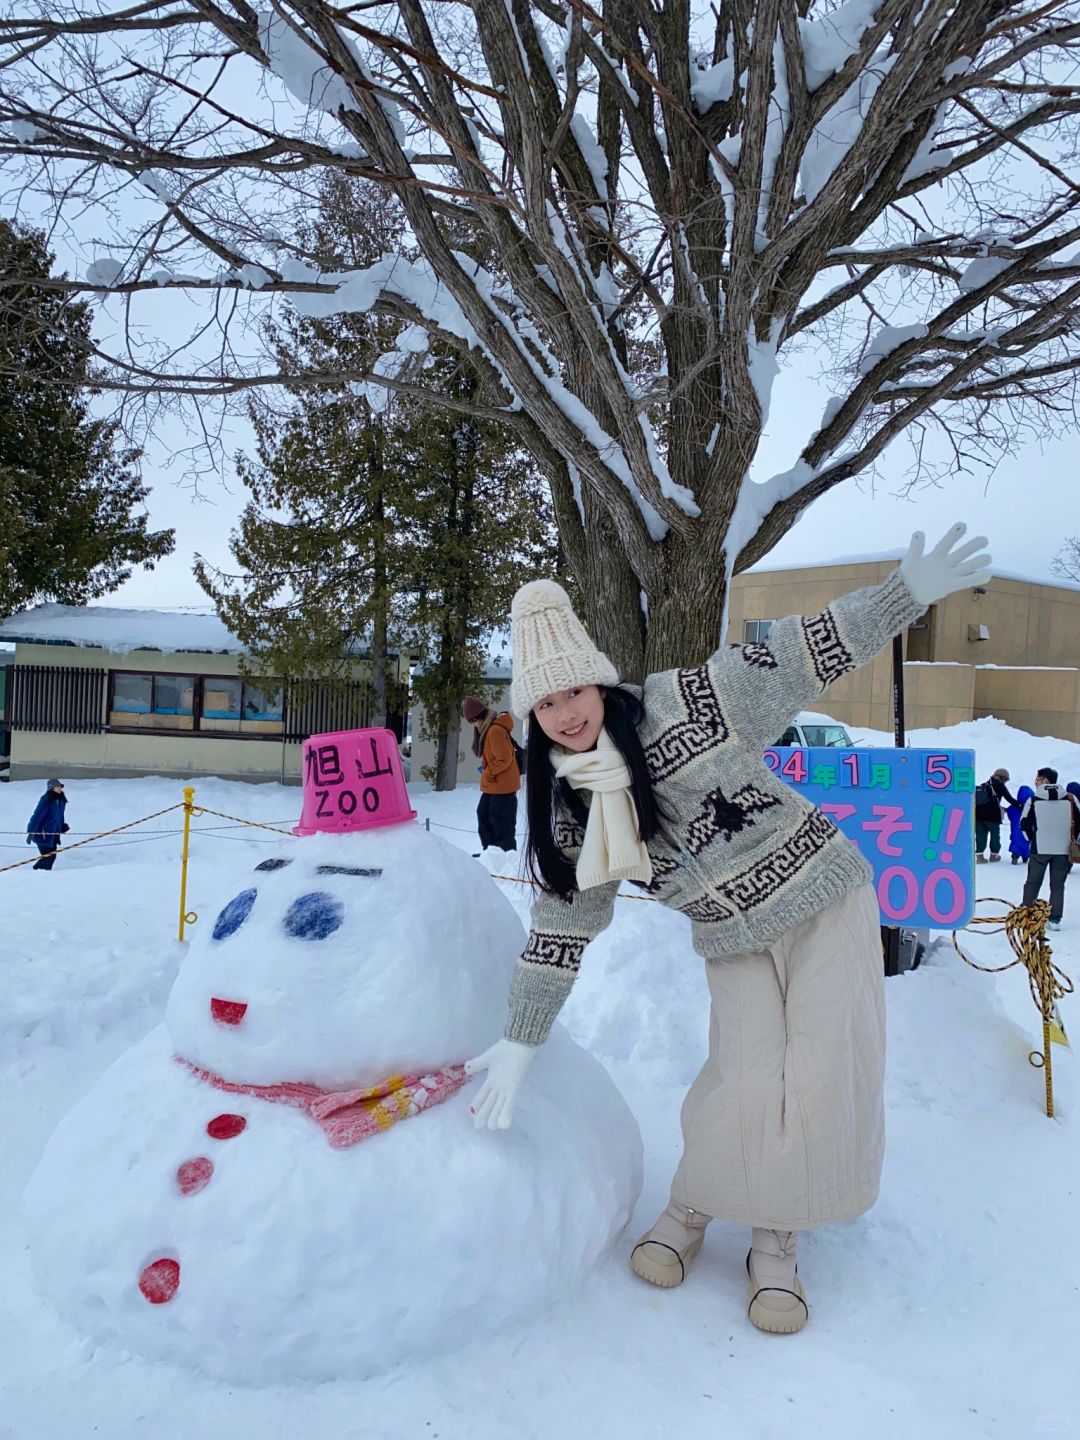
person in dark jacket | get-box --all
[1007,784,1035,864]
[463,697,521,854]
[974,767,1017,863]
[26,778,69,871]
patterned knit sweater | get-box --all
[504,567,926,1046]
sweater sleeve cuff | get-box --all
[504,964,576,1046]
[878,566,927,634]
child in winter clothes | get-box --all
[26,779,69,871]
[466,523,991,1336]
[463,697,521,854]
[1007,785,1035,864]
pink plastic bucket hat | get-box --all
[294,727,417,836]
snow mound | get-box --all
[23,823,643,1380]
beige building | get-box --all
[0,605,408,783]
[728,555,1080,740]
[414,556,1080,786]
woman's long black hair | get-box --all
[523,686,664,900]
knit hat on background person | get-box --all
[992,767,1010,781]
[462,697,489,724]
[47,778,63,789]
[510,580,619,718]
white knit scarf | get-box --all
[551,728,653,891]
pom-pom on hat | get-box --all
[510,580,619,718]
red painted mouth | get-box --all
[210,997,248,1026]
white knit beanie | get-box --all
[510,580,619,718]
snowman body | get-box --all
[23,825,642,1382]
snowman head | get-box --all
[166,825,523,1089]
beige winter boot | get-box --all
[746,1229,808,1335]
[630,1200,710,1288]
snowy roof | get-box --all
[0,604,395,659]
[745,548,905,573]
[0,604,243,655]
[746,550,1080,591]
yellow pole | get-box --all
[178,785,198,942]
[1043,1015,1054,1119]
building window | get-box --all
[201,677,284,734]
[109,672,195,731]
[744,619,774,643]
[108,672,283,737]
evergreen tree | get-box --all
[196,177,411,721]
[400,360,554,788]
[0,219,173,614]
[197,178,557,784]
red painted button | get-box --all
[176,1157,214,1195]
[139,1257,180,1304]
[210,997,247,1026]
[206,1113,247,1140]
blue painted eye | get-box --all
[283,892,344,941]
[212,888,257,940]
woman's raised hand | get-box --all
[900,522,992,607]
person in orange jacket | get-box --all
[463,697,521,854]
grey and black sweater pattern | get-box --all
[505,567,926,1046]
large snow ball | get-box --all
[166,825,529,1089]
[24,1022,643,1382]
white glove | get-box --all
[464,1038,539,1130]
[900,522,992,607]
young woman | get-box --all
[467,524,991,1335]
[462,696,521,854]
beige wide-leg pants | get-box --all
[671,882,885,1232]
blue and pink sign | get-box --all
[766,746,975,929]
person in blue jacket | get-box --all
[1068,782,1080,876]
[1007,784,1035,864]
[26,778,69,870]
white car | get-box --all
[771,711,855,749]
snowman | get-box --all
[23,729,642,1382]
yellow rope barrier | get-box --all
[953,897,1074,1118]
[0,803,187,875]
[186,804,298,838]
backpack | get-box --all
[974,781,995,808]
[510,734,526,774]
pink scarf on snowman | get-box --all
[176,1056,470,1148]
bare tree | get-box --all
[1051,536,1080,581]
[1,0,1079,674]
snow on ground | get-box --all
[2,719,1079,1439]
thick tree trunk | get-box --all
[581,498,648,684]
[643,539,735,672]
[434,695,463,791]
[579,501,736,680]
